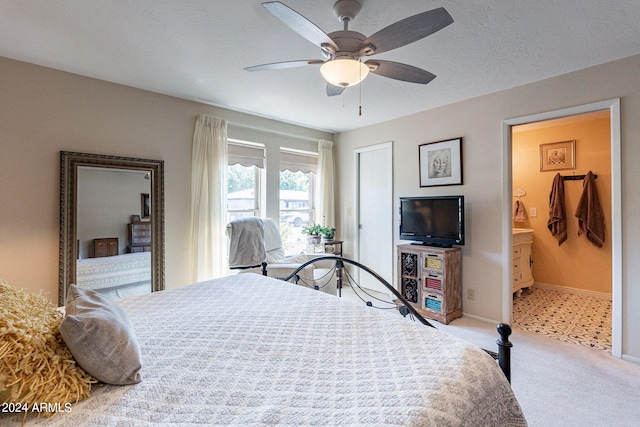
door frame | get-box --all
[353,141,394,290]
[501,98,622,357]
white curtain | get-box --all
[316,139,335,227]
[190,114,228,282]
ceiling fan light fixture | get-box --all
[320,57,369,87]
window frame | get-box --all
[226,139,266,222]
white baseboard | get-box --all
[622,354,640,365]
[533,282,612,300]
[461,312,500,325]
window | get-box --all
[224,140,318,254]
[279,149,317,253]
[227,163,261,221]
[227,141,265,222]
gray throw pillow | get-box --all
[60,284,142,385]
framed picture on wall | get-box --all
[419,137,463,187]
[540,140,576,171]
[141,193,150,218]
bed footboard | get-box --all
[278,256,513,383]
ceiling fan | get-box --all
[245,0,454,97]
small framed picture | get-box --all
[141,193,150,218]
[540,140,576,172]
[419,137,463,187]
[131,214,141,223]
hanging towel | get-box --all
[548,173,567,245]
[575,171,605,248]
[513,200,528,223]
[226,217,266,269]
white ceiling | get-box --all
[1,1,639,133]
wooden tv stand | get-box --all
[397,244,462,324]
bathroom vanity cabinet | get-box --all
[513,228,534,295]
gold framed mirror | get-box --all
[59,151,164,305]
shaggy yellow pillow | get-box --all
[0,279,95,415]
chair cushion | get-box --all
[266,247,287,262]
[270,253,310,264]
[263,218,283,252]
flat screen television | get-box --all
[399,195,465,247]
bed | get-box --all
[16,269,526,426]
[75,252,151,299]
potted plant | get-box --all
[302,224,323,244]
[320,226,336,242]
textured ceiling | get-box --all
[1,1,639,133]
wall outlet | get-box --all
[467,288,475,301]
[530,207,537,217]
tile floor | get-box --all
[512,286,612,351]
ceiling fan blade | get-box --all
[263,2,338,52]
[367,60,436,84]
[359,7,453,56]
[245,59,324,72]
[326,83,344,97]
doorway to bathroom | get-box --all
[502,99,622,357]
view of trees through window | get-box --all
[279,170,308,192]
[227,163,259,222]
[228,163,255,194]
[226,161,316,255]
[280,170,314,254]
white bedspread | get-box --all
[25,274,527,426]
[76,252,151,295]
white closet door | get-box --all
[356,142,393,294]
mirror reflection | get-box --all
[59,151,164,306]
[76,166,152,299]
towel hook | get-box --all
[513,188,526,198]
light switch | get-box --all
[530,207,537,217]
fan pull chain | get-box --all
[359,83,362,116]
[359,60,363,116]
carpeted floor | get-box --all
[436,316,640,427]
[512,286,611,351]
[342,283,639,426]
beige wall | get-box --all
[0,56,332,302]
[336,54,640,360]
[77,168,151,258]
[512,115,612,294]
[2,53,639,361]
